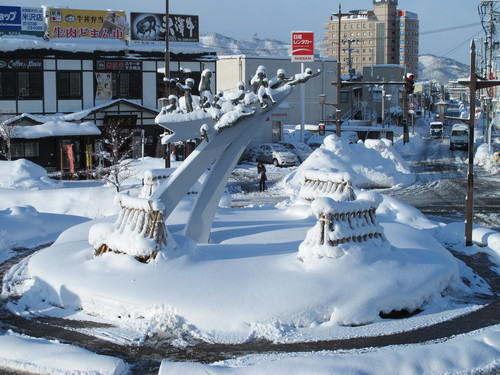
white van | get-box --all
[429,121,444,138]
[449,123,469,150]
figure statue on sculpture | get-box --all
[176,78,195,112]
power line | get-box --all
[420,22,481,35]
[430,29,483,61]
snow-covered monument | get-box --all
[90,66,321,261]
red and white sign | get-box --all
[291,31,314,62]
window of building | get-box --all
[0,71,42,99]
[111,72,141,99]
[57,71,82,99]
[0,71,15,98]
[11,141,40,158]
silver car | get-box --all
[249,143,299,166]
[279,141,313,163]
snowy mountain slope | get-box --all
[199,33,469,85]
[418,54,470,84]
[200,32,291,57]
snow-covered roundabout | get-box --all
[2,185,489,346]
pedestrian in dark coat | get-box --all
[257,162,267,192]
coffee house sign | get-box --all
[0,58,43,70]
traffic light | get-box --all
[405,73,415,94]
[318,124,326,136]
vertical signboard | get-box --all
[168,14,199,42]
[0,6,44,37]
[48,8,127,42]
[291,31,314,62]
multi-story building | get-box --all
[323,0,419,77]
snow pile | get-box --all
[285,134,415,191]
[3,189,468,340]
[158,326,500,375]
[475,143,500,174]
[393,130,425,158]
[0,159,63,190]
[0,330,129,375]
[0,205,88,263]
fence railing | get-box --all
[298,170,355,203]
[298,195,387,260]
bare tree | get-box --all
[0,115,18,161]
[89,120,138,192]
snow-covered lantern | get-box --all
[436,101,448,120]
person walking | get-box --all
[257,162,267,192]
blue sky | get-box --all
[19,0,483,65]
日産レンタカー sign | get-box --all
[291,31,314,62]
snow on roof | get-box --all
[13,121,100,139]
[0,35,216,55]
[5,99,158,128]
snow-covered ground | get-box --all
[0,116,499,374]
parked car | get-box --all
[278,141,313,163]
[429,121,444,138]
[248,143,299,166]
[450,123,469,150]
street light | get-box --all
[332,4,352,137]
[319,94,341,134]
[436,101,448,121]
[383,94,392,127]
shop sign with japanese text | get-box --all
[0,6,44,37]
[48,8,127,42]
[291,31,314,62]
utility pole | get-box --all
[332,4,352,137]
[164,0,171,168]
[458,40,500,246]
[164,0,170,98]
[342,38,359,119]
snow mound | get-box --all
[0,159,62,190]
[285,134,415,191]
[4,198,466,343]
[0,330,129,375]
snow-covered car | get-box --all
[278,141,313,163]
[341,131,359,144]
[248,143,299,166]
